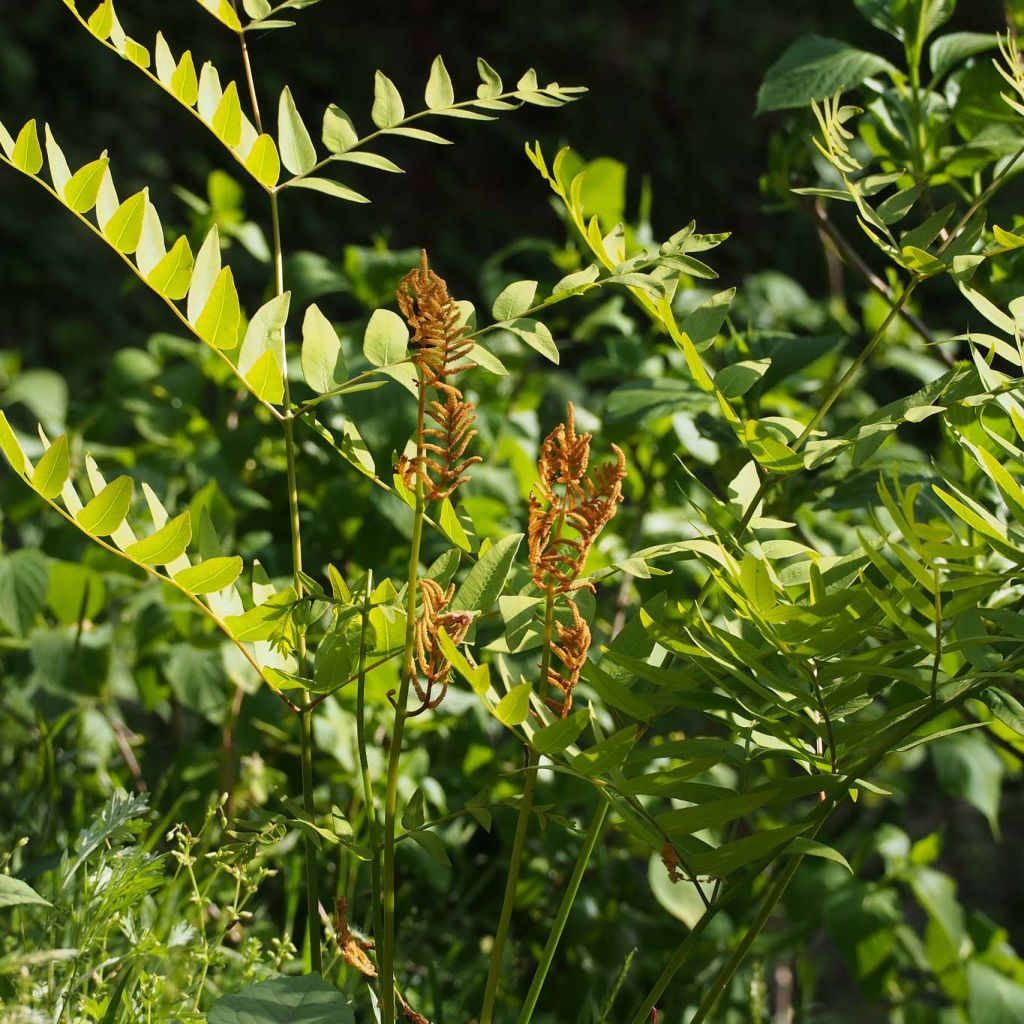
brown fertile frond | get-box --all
[334,897,377,978]
[545,597,591,717]
[397,250,475,394]
[396,250,481,501]
[411,577,472,715]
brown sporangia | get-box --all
[334,897,377,978]
[411,577,472,716]
[660,841,684,884]
[396,251,482,502]
[529,402,626,716]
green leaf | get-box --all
[426,55,455,109]
[194,267,241,349]
[715,358,771,398]
[62,156,109,213]
[12,120,43,174]
[572,726,637,775]
[494,681,532,727]
[756,35,896,114]
[410,830,450,865]
[533,709,590,755]
[211,81,243,147]
[244,134,281,187]
[44,125,71,193]
[929,32,997,81]
[0,411,28,476]
[31,434,69,499]
[124,511,192,566]
[301,304,345,393]
[476,57,503,99]
[196,0,243,31]
[224,587,296,642]
[311,630,353,692]
[77,475,133,535]
[492,280,538,321]
[0,551,48,637]
[451,534,522,613]
[147,236,195,300]
[321,104,357,153]
[689,825,808,877]
[240,290,290,378]
[363,308,409,366]
[87,0,114,39]
[207,974,353,1024]
[287,177,369,203]
[187,227,222,323]
[174,556,243,594]
[278,85,317,176]
[967,962,1024,1024]
[402,788,425,829]
[170,52,199,107]
[103,189,148,254]
[244,349,285,404]
[371,71,405,129]
[506,318,558,363]
[0,875,51,909]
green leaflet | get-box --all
[77,476,133,536]
[147,236,195,300]
[363,309,409,366]
[174,556,243,594]
[371,71,405,129]
[103,189,148,253]
[194,267,241,349]
[0,875,51,909]
[63,156,109,213]
[11,120,43,174]
[451,534,523,613]
[124,511,193,566]
[301,304,345,393]
[244,134,280,187]
[278,85,317,176]
[31,435,70,499]
[533,709,590,755]
[0,412,28,476]
[492,280,537,321]
[425,56,455,110]
[494,681,532,726]
[211,81,243,147]
[244,350,285,404]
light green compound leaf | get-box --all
[572,725,637,775]
[715,358,771,398]
[170,52,200,107]
[363,308,409,366]
[244,134,281,187]
[239,292,290,377]
[212,81,243,147]
[147,236,195,300]
[278,85,317,175]
[194,267,241,349]
[533,708,590,755]
[426,55,455,109]
[63,156,109,213]
[322,104,357,153]
[301,304,345,393]
[495,681,532,727]
[507,318,558,363]
[77,476,133,536]
[124,510,192,566]
[492,279,538,321]
[0,412,29,476]
[187,226,222,323]
[451,533,522,613]
[196,0,243,32]
[103,189,148,253]
[12,120,43,174]
[755,35,896,114]
[371,71,405,129]
[174,556,243,594]
[287,177,369,202]
[245,350,285,404]
[31,434,69,499]
[0,875,51,909]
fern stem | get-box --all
[515,794,610,1024]
[380,371,428,1024]
[480,582,556,1023]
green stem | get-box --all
[480,583,556,1024]
[515,795,610,1024]
[356,572,385,976]
[380,372,428,1024]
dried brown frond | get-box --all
[545,597,591,717]
[396,250,481,501]
[397,990,431,1024]
[334,897,377,978]
[411,578,472,715]
[660,842,684,884]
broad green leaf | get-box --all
[301,304,345,393]
[287,177,369,202]
[239,292,290,378]
[224,587,296,642]
[533,709,590,755]
[572,726,637,775]
[30,434,69,499]
[0,875,51,909]
[44,125,71,193]
[211,81,243,147]
[426,56,455,109]
[363,308,409,366]
[278,85,317,175]
[321,104,357,153]
[476,57,503,98]
[506,318,558,363]
[195,267,241,349]
[63,156,109,213]
[371,71,405,129]
[402,787,426,829]
[174,556,243,594]
[410,830,450,865]
[196,0,243,32]
[243,0,273,18]
[494,681,532,726]
[0,412,29,476]
[244,349,285,404]
[125,510,193,566]
[244,134,281,187]
[310,630,353,692]
[170,52,200,107]
[451,534,522,613]
[147,236,195,300]
[756,35,896,114]
[188,227,222,323]
[967,962,1024,1024]
[492,280,537,321]
[154,33,175,85]
[103,189,148,253]
[929,32,997,81]
[197,62,224,121]
[12,120,43,174]
[0,550,48,637]
[87,0,114,39]
[77,475,133,535]
[715,358,771,398]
